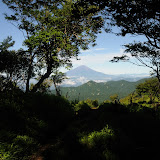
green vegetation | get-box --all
[1,0,160,160]
[0,91,74,160]
[2,0,104,92]
[54,79,148,103]
[1,90,160,160]
[1,76,160,159]
[107,0,160,83]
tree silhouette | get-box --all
[0,37,28,90]
[3,0,104,92]
[102,0,160,82]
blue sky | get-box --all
[0,1,151,75]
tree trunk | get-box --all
[26,64,32,93]
[53,81,61,96]
[31,65,52,93]
[25,51,34,93]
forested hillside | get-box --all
[55,78,148,102]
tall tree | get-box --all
[51,69,67,96]
[136,78,160,102]
[3,0,104,92]
[101,0,160,82]
[0,36,29,90]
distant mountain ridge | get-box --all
[62,65,149,86]
[53,78,148,103]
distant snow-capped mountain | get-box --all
[61,65,149,87]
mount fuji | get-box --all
[61,65,149,87]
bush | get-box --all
[79,125,117,159]
[0,135,39,160]
[0,92,74,159]
[99,102,128,113]
[80,125,114,148]
[74,101,91,116]
[23,93,75,137]
[85,99,99,108]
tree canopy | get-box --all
[0,36,29,90]
[102,0,160,82]
[2,0,104,92]
[2,0,160,92]
[136,78,160,102]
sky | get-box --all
[0,1,151,75]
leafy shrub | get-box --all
[0,92,74,159]
[74,101,91,116]
[23,93,75,137]
[103,149,117,160]
[0,97,26,133]
[0,135,39,160]
[80,125,115,150]
[85,99,99,108]
[79,125,118,159]
[0,143,15,160]
[110,94,118,103]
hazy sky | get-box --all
[0,1,151,75]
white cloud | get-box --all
[80,49,92,53]
[71,48,125,66]
[95,48,106,51]
[62,79,76,85]
[62,76,89,86]
[94,80,108,83]
[77,76,88,83]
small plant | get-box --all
[0,135,39,160]
[80,125,115,150]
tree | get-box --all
[136,78,160,103]
[110,94,119,103]
[51,70,67,96]
[3,0,104,92]
[30,78,53,93]
[0,37,29,90]
[101,0,160,83]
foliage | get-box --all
[0,90,74,160]
[3,0,104,92]
[30,78,53,93]
[136,78,160,102]
[80,125,114,148]
[1,87,160,159]
[80,125,117,159]
[56,79,147,103]
[74,101,91,116]
[103,0,160,83]
[51,70,68,96]
[0,37,29,90]
[110,94,118,103]
[99,101,128,113]
[1,1,160,159]
[0,135,38,160]
[85,99,99,108]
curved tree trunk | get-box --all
[31,65,52,93]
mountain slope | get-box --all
[66,65,114,79]
[54,78,148,103]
